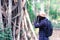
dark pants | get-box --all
[39,37,49,40]
[39,31,49,40]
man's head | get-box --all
[37,11,46,20]
[37,11,46,17]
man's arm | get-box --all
[34,20,45,28]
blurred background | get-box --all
[26,0,60,40]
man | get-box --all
[34,11,53,40]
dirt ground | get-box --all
[49,29,60,40]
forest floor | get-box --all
[49,29,60,40]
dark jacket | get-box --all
[34,17,50,40]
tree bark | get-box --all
[8,0,12,27]
[17,0,22,40]
[25,9,38,40]
[0,0,4,30]
[8,0,13,40]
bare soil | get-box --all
[49,29,60,40]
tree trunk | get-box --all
[25,9,38,40]
[8,0,12,40]
[13,19,16,40]
[0,0,4,40]
[8,0,12,27]
[0,0,4,30]
[17,0,22,40]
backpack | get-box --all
[44,20,53,37]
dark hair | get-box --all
[37,16,45,21]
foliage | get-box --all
[26,0,36,22]
[35,2,41,10]
[0,26,13,40]
[49,7,57,19]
